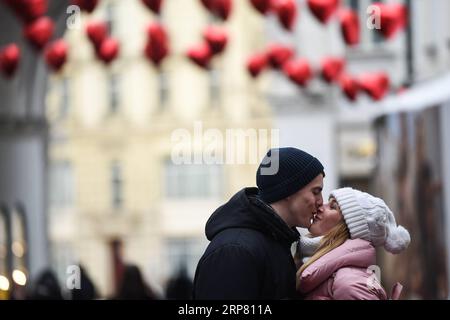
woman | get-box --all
[296,187,410,300]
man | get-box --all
[193,147,324,299]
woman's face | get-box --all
[308,196,343,236]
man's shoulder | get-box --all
[204,228,270,259]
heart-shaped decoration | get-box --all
[283,58,313,87]
[141,0,163,15]
[8,0,48,23]
[266,44,294,69]
[200,0,215,11]
[213,0,233,21]
[145,23,170,66]
[203,26,228,55]
[246,52,267,78]
[0,44,21,78]
[273,0,297,31]
[71,0,99,13]
[307,0,340,24]
[250,0,272,15]
[86,21,108,48]
[358,72,390,101]
[339,73,359,101]
[372,3,407,40]
[321,57,345,83]
[23,16,54,50]
[339,8,360,46]
[97,37,120,64]
[200,0,232,20]
[186,43,212,69]
[45,39,68,72]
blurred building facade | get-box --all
[46,0,273,296]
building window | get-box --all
[60,77,70,120]
[105,1,116,35]
[348,0,359,11]
[165,237,208,280]
[111,161,123,209]
[109,74,120,115]
[164,160,223,199]
[209,69,221,108]
[158,72,169,110]
[51,241,76,293]
[49,160,75,208]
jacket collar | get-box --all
[298,238,376,294]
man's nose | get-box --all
[317,194,323,206]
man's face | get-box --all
[286,174,324,228]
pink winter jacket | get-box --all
[297,239,388,300]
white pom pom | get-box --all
[384,225,411,254]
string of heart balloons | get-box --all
[0,0,407,102]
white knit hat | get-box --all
[329,187,411,254]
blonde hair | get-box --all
[296,220,350,290]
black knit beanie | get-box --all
[256,147,325,203]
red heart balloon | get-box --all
[372,3,407,39]
[203,26,228,55]
[145,23,170,66]
[339,73,359,101]
[45,39,68,71]
[321,57,345,83]
[0,43,21,78]
[147,22,169,43]
[339,8,360,46]
[6,0,48,23]
[246,52,267,78]
[250,0,272,15]
[2,0,24,18]
[23,16,54,50]
[200,0,215,11]
[273,0,297,31]
[86,21,108,48]
[307,0,340,24]
[358,72,390,101]
[213,0,233,21]
[141,0,163,15]
[71,0,99,13]
[266,44,294,69]
[145,40,169,67]
[186,43,212,69]
[97,37,120,64]
[283,58,313,87]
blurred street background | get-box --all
[0,0,449,300]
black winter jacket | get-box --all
[193,187,300,300]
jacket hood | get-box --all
[298,238,376,294]
[205,187,299,246]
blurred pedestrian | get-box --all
[70,265,98,300]
[114,265,158,300]
[28,269,64,300]
[165,265,193,300]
